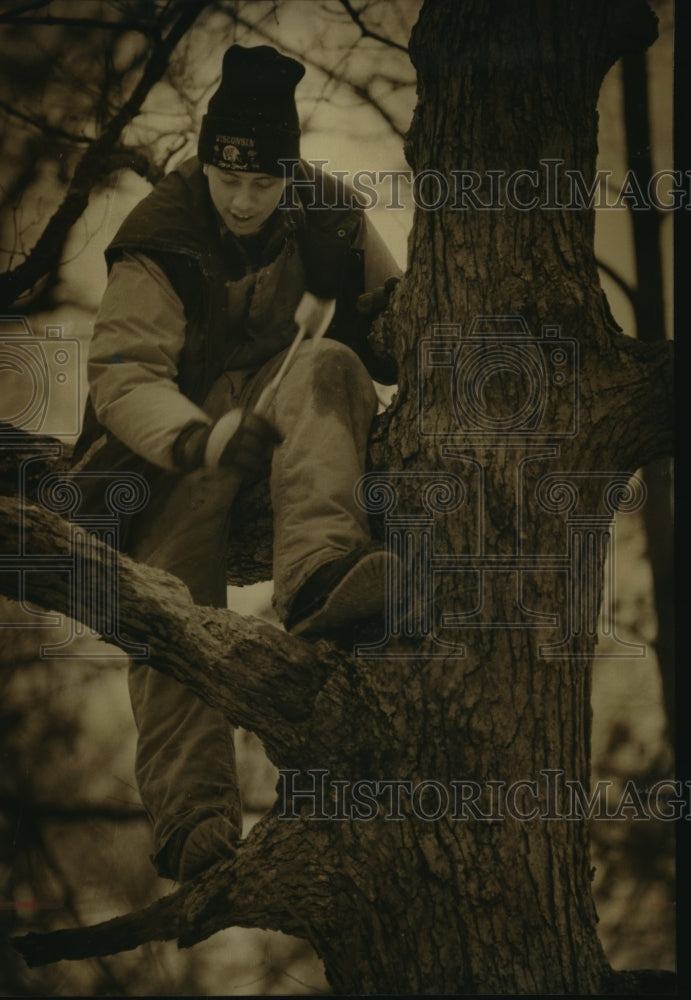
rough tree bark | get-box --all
[0,0,675,994]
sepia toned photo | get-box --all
[0,0,678,995]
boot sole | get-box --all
[290,550,400,638]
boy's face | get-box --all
[204,164,288,236]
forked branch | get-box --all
[13,809,332,966]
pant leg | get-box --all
[125,344,376,868]
[257,339,378,622]
[127,660,242,875]
[126,374,250,872]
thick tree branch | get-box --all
[13,881,194,967]
[0,496,337,749]
[12,807,334,965]
[180,809,336,949]
[0,489,399,776]
[589,336,674,469]
[0,426,420,775]
[0,425,70,490]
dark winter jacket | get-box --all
[72,158,399,544]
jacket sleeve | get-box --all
[87,252,212,472]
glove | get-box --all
[204,408,282,479]
[172,410,281,479]
[356,276,400,319]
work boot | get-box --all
[286,544,401,638]
[163,816,240,882]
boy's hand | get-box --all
[204,409,282,479]
[173,411,281,477]
[356,276,400,319]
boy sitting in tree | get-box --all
[76,44,401,881]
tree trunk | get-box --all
[339,0,670,992]
[0,0,674,994]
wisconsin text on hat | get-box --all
[216,135,255,146]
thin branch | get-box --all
[234,14,410,140]
[0,0,210,310]
[0,13,159,35]
[341,77,406,139]
[102,146,164,185]
[0,99,94,145]
[590,335,673,468]
[0,794,145,824]
[14,878,193,966]
[0,0,51,17]
[596,257,637,304]
[337,0,410,54]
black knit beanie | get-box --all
[198,45,305,176]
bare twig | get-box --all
[596,257,637,303]
[0,99,93,145]
[233,14,411,140]
[337,0,409,53]
[0,0,211,309]
[0,0,50,18]
[0,794,145,824]
[0,13,159,35]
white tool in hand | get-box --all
[204,292,336,471]
[253,291,336,417]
